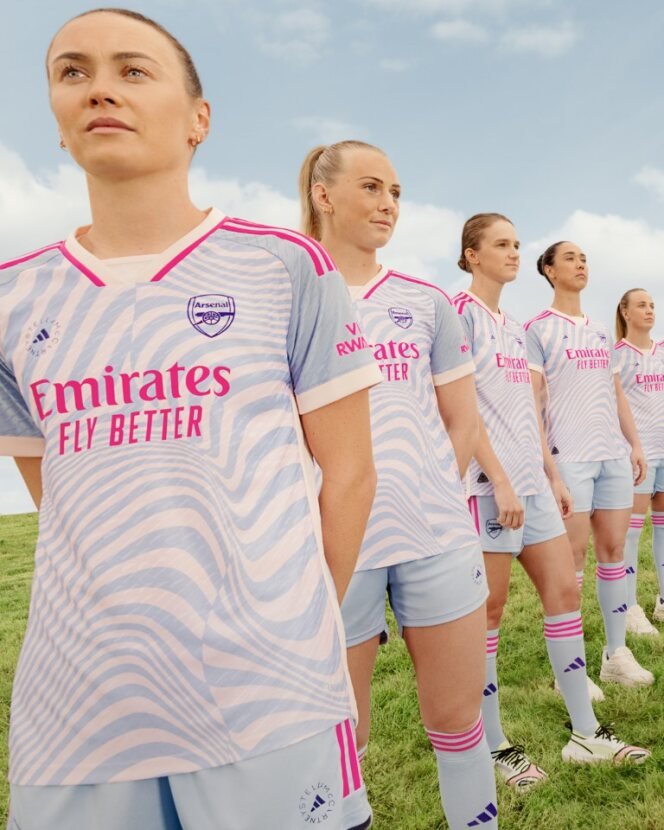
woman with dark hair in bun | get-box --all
[614,289,664,629]
[526,243,654,686]
[0,9,382,829]
[299,140,497,830]
[453,215,649,790]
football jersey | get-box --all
[525,308,627,463]
[0,209,382,787]
[614,338,664,460]
[453,291,548,498]
[346,268,478,570]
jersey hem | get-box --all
[355,541,481,572]
[296,364,382,414]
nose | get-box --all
[89,91,118,107]
[87,72,120,107]
[379,194,398,213]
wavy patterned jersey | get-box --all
[614,338,664,460]
[347,269,479,571]
[525,308,627,463]
[0,211,382,787]
[453,291,548,498]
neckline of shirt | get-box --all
[464,289,505,324]
[63,207,225,286]
[546,306,587,325]
[346,265,388,299]
[620,337,656,355]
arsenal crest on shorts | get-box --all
[389,307,413,329]
[187,294,235,337]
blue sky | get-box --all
[2,0,664,513]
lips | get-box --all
[86,117,134,132]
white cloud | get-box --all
[500,20,579,57]
[431,19,488,42]
[366,0,549,14]
[293,116,368,144]
[379,58,412,72]
[633,166,664,200]
[253,8,330,64]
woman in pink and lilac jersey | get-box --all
[299,141,497,830]
[0,10,382,830]
[614,289,664,629]
[528,243,654,687]
[454,214,650,791]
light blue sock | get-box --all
[544,612,598,736]
[427,718,498,830]
[480,629,507,752]
[624,516,645,607]
[652,513,664,596]
[596,561,627,655]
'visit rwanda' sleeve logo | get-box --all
[187,294,236,337]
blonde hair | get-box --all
[616,288,647,341]
[298,141,386,241]
[458,213,513,272]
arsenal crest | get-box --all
[389,307,413,329]
[485,519,503,539]
[187,294,235,338]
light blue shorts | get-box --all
[468,488,565,555]
[340,545,487,648]
[556,457,633,512]
[8,721,361,830]
[634,457,664,496]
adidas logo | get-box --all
[625,566,636,575]
[477,472,489,484]
[612,603,628,614]
[551,446,560,455]
[310,794,326,813]
[483,683,497,697]
[564,657,586,673]
[468,802,498,826]
[32,328,50,344]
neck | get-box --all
[319,234,380,286]
[625,328,653,349]
[551,288,583,317]
[79,168,207,258]
[468,271,503,313]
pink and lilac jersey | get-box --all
[525,309,627,463]
[614,338,664,460]
[348,268,478,570]
[453,291,548,498]
[0,210,382,787]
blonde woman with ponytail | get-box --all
[299,142,497,830]
[614,289,664,628]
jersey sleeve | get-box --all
[287,264,382,414]
[430,293,474,386]
[609,335,621,374]
[0,356,44,456]
[526,326,545,373]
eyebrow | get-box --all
[356,176,401,188]
[51,51,159,65]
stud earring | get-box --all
[189,133,203,147]
[59,138,66,149]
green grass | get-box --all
[1,514,663,828]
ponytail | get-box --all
[616,288,647,341]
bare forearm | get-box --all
[474,417,509,486]
[319,467,377,603]
[446,421,478,479]
[14,457,42,510]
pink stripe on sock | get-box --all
[652,516,664,525]
[427,716,484,753]
[336,723,350,798]
[544,617,583,639]
[576,574,584,586]
[629,517,646,528]
[596,565,626,581]
[344,719,362,793]
[486,634,499,655]
[357,745,367,764]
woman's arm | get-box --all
[614,375,647,486]
[473,417,524,529]
[529,369,573,519]
[301,388,376,603]
[14,457,42,510]
[435,374,478,478]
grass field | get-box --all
[1,513,663,829]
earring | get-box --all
[189,133,203,147]
[59,138,66,149]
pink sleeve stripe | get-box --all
[596,565,626,580]
[151,222,225,283]
[344,718,362,792]
[58,244,104,287]
[222,217,335,276]
[0,243,62,270]
[426,716,484,753]
[524,310,553,331]
[387,270,452,302]
[335,723,350,797]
